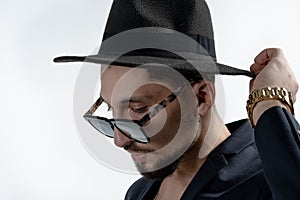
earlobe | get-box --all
[192,80,215,116]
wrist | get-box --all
[252,100,286,126]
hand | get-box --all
[249,48,298,125]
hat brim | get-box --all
[53,54,254,78]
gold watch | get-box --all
[246,87,294,127]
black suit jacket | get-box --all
[125,107,300,200]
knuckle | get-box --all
[273,48,283,54]
[275,48,282,53]
[271,57,284,66]
[269,48,284,58]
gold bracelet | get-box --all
[246,87,294,127]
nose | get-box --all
[113,127,132,148]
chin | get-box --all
[137,139,197,179]
[133,151,180,179]
[139,158,179,179]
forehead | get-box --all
[101,65,148,95]
[101,65,148,87]
[100,66,168,105]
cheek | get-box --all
[145,101,181,148]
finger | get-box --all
[249,78,255,92]
[250,63,265,74]
[254,48,283,65]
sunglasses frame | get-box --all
[83,83,189,144]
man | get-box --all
[54,0,300,199]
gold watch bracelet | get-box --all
[246,87,294,127]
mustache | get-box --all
[124,142,154,153]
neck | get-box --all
[155,106,231,200]
[170,105,231,180]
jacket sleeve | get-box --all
[254,106,300,200]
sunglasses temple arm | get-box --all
[84,97,103,116]
[139,84,188,125]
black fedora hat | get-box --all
[54,0,254,78]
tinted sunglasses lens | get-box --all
[86,118,114,138]
[115,121,148,143]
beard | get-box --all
[134,142,195,179]
[139,156,180,179]
[127,96,200,179]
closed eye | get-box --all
[131,106,149,114]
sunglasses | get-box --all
[83,84,188,144]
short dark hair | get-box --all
[145,65,215,98]
[175,68,215,83]
[146,63,215,87]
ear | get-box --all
[191,80,215,116]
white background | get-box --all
[1,0,299,199]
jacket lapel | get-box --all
[180,152,228,200]
[181,119,254,200]
[138,179,162,200]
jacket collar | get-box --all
[181,119,254,199]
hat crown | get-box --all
[103,0,213,40]
[102,0,215,57]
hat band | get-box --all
[100,32,216,58]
